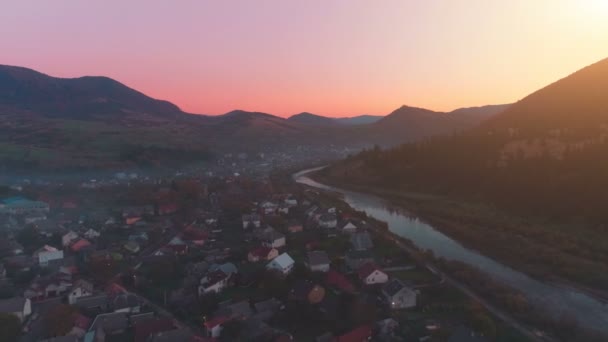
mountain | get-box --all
[328,57,608,220]
[334,115,383,125]
[0,64,502,171]
[288,113,384,126]
[0,65,183,119]
[287,112,339,126]
[447,104,510,121]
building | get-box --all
[382,279,417,309]
[261,229,286,249]
[248,246,279,262]
[306,251,331,272]
[0,297,31,322]
[358,263,389,285]
[266,253,295,275]
[0,197,49,215]
[242,214,262,229]
[199,270,230,295]
[341,221,358,234]
[345,250,374,270]
[68,279,94,304]
[35,245,64,266]
[350,232,374,251]
[318,213,337,229]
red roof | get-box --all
[250,246,273,258]
[334,325,372,342]
[135,318,175,342]
[203,316,230,329]
[70,238,92,252]
[326,270,356,293]
[357,263,383,280]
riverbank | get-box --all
[310,169,608,302]
[295,168,607,340]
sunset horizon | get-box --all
[3,1,608,117]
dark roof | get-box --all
[0,297,27,313]
[307,251,330,266]
[254,298,281,314]
[111,293,140,310]
[350,232,373,250]
[382,279,407,297]
[75,294,109,309]
[357,263,384,280]
[89,312,129,334]
[134,317,175,342]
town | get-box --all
[0,165,525,342]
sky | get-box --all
[2,1,608,117]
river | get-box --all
[294,167,608,334]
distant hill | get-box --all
[287,112,339,126]
[335,115,383,125]
[287,112,383,126]
[0,64,503,171]
[328,57,608,221]
[0,65,183,120]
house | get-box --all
[253,298,282,321]
[214,300,253,320]
[35,245,64,266]
[0,297,31,322]
[124,241,140,254]
[248,246,279,262]
[290,281,326,304]
[306,251,331,272]
[199,270,230,295]
[287,220,303,234]
[382,279,417,309]
[284,197,298,207]
[204,316,229,338]
[134,318,175,342]
[318,213,337,229]
[358,263,389,285]
[341,221,358,234]
[68,279,94,304]
[84,229,101,240]
[88,312,129,336]
[111,293,141,313]
[166,236,188,255]
[157,203,178,216]
[242,214,260,229]
[70,238,92,253]
[260,201,278,215]
[261,229,286,249]
[74,294,109,312]
[208,262,238,277]
[350,232,373,251]
[266,253,295,275]
[345,250,374,270]
[24,212,47,224]
[334,324,372,342]
[62,231,80,247]
[326,270,356,294]
[0,198,49,215]
[25,274,72,300]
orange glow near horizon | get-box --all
[2,1,608,117]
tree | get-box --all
[44,304,78,337]
[0,313,21,342]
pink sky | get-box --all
[2,0,608,117]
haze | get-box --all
[2,0,608,117]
